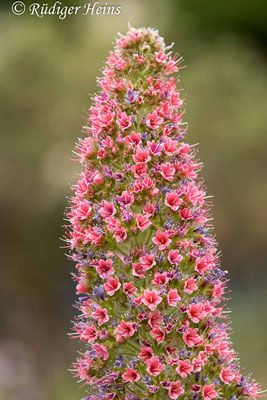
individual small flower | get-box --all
[168,249,183,264]
[147,356,165,376]
[168,381,185,399]
[165,191,182,211]
[76,201,92,220]
[91,307,109,326]
[167,289,181,306]
[143,202,156,216]
[179,208,193,220]
[113,226,127,242]
[202,384,218,400]
[153,272,168,287]
[83,325,98,343]
[132,262,146,278]
[142,289,162,310]
[176,359,193,379]
[184,278,197,294]
[148,310,163,328]
[99,201,116,218]
[155,50,168,63]
[161,163,175,181]
[152,230,171,250]
[140,253,156,270]
[117,111,132,131]
[122,368,140,383]
[147,110,164,130]
[104,276,121,296]
[187,302,206,323]
[148,140,163,155]
[136,214,152,231]
[133,146,151,163]
[123,281,136,296]
[96,259,114,279]
[164,137,179,155]
[92,343,109,360]
[131,162,148,178]
[183,328,202,347]
[114,320,136,342]
[117,190,134,207]
[220,367,235,384]
[150,327,165,344]
[138,346,154,363]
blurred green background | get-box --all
[0,0,267,399]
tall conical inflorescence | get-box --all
[65,27,263,400]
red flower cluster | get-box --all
[65,26,262,400]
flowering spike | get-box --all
[65,26,262,400]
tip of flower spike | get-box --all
[115,25,166,53]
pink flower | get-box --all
[104,276,121,296]
[83,226,102,245]
[114,320,136,342]
[133,146,151,163]
[76,201,92,220]
[117,190,134,207]
[91,307,109,326]
[143,202,155,216]
[117,111,132,131]
[187,303,206,323]
[99,201,116,218]
[153,272,168,287]
[165,191,182,211]
[131,162,148,178]
[183,328,202,347]
[164,137,178,155]
[122,368,140,383]
[220,367,235,384]
[96,259,114,279]
[92,343,109,360]
[165,59,178,74]
[105,216,120,231]
[161,163,175,181]
[147,356,165,376]
[140,253,156,270]
[148,310,163,328]
[179,208,193,220]
[123,281,136,296]
[113,226,127,242]
[150,327,165,343]
[147,110,164,130]
[142,289,162,310]
[136,214,152,231]
[76,282,88,294]
[168,249,183,264]
[138,346,154,363]
[170,91,183,108]
[155,50,168,63]
[92,171,103,185]
[83,325,98,343]
[132,262,146,278]
[167,289,181,306]
[152,230,171,250]
[184,278,197,294]
[202,384,218,400]
[176,359,193,378]
[195,256,213,275]
[168,381,184,399]
[148,140,163,155]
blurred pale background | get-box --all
[0,0,267,399]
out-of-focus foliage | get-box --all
[0,0,266,399]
